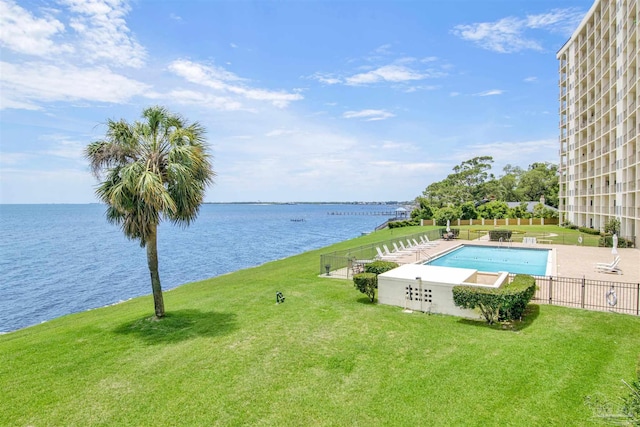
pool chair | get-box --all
[412,238,436,249]
[383,244,405,257]
[596,256,622,274]
[420,236,439,246]
[375,246,401,261]
[392,242,413,254]
[399,241,419,252]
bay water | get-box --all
[0,203,393,333]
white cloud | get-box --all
[475,89,504,96]
[369,160,439,173]
[170,13,182,21]
[168,59,303,108]
[524,76,537,82]
[0,0,73,56]
[310,56,447,88]
[453,139,558,166]
[230,42,238,48]
[41,134,85,161]
[1,0,150,110]
[308,72,342,85]
[265,129,300,137]
[0,61,150,107]
[449,92,460,97]
[345,64,436,85]
[343,109,395,121]
[0,152,31,165]
[452,8,585,53]
[160,89,245,111]
[373,43,392,55]
[61,0,146,68]
[403,85,439,93]
[380,141,418,151]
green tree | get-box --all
[498,164,524,202]
[459,201,478,220]
[476,200,510,219]
[85,106,214,318]
[604,218,621,235]
[433,206,460,225]
[510,202,532,219]
[422,156,494,206]
[518,162,559,208]
[533,203,558,219]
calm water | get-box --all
[426,245,550,276]
[0,203,392,333]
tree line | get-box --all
[410,156,559,225]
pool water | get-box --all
[425,245,550,276]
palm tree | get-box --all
[85,106,214,318]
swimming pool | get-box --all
[425,245,551,276]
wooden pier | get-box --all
[327,211,398,216]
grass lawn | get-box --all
[1,227,638,426]
[446,224,604,246]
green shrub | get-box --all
[365,260,399,275]
[452,275,536,324]
[353,273,377,302]
[599,235,632,248]
[488,229,512,241]
[388,219,419,228]
[578,226,601,235]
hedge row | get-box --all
[488,229,512,241]
[578,226,601,235]
[452,275,536,324]
[388,219,419,228]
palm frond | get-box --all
[87,105,214,244]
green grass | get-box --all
[1,228,638,426]
[445,224,603,246]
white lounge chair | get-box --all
[383,244,405,257]
[596,256,619,267]
[412,238,436,249]
[399,241,419,252]
[375,247,401,261]
[406,239,424,251]
[596,256,622,274]
[421,235,439,246]
[392,242,413,254]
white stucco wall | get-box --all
[378,264,509,319]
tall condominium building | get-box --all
[557,0,639,243]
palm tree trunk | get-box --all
[146,224,165,318]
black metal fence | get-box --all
[319,229,442,277]
[516,274,640,315]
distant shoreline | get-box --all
[1,201,412,206]
[203,201,411,205]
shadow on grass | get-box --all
[356,296,376,305]
[113,309,237,345]
[457,304,541,331]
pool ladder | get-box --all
[498,238,513,249]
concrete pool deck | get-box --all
[409,240,639,283]
[329,239,639,284]
[441,240,639,284]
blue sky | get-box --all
[0,0,592,203]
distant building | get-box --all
[557,0,639,241]
[506,196,559,214]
